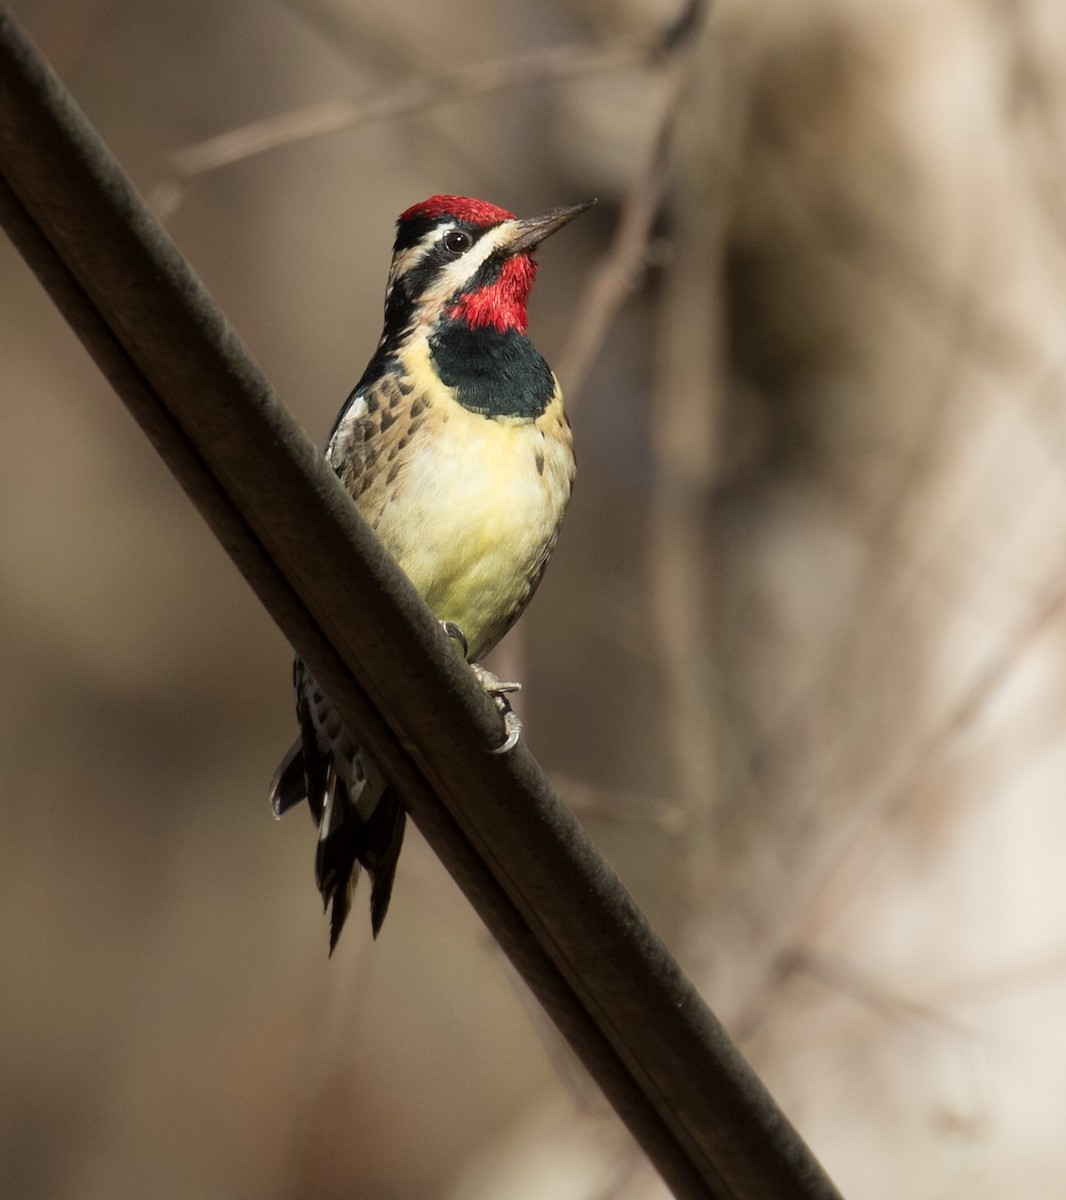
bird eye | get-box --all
[443,229,473,254]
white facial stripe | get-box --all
[388,219,518,334]
[441,222,516,296]
[432,222,515,301]
[387,223,451,290]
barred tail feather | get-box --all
[362,788,406,938]
[316,777,406,951]
[269,739,307,818]
[316,774,361,953]
[271,659,407,948]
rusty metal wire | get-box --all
[0,5,842,1199]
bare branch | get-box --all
[168,40,652,179]
[0,6,839,1199]
[558,0,710,401]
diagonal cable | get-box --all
[0,7,842,1200]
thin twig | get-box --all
[558,0,711,402]
[169,40,650,178]
[774,950,973,1035]
[732,567,1066,1042]
[554,773,689,833]
[0,5,841,1197]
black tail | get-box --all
[361,787,407,938]
[269,738,307,818]
[270,737,406,950]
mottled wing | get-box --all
[269,373,413,946]
[327,366,429,528]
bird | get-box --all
[269,194,593,951]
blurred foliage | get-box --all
[4,0,1066,1197]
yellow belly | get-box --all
[373,404,572,659]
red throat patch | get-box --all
[448,253,537,333]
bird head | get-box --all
[383,195,595,338]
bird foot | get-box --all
[438,622,522,752]
[471,663,523,753]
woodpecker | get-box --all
[270,194,593,950]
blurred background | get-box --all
[4,0,1066,1196]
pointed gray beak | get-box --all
[507,199,597,254]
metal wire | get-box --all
[0,6,843,1199]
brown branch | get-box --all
[554,773,689,833]
[0,5,840,1198]
[168,39,651,179]
[557,0,710,402]
[732,567,1066,1041]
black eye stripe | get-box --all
[389,233,502,311]
[393,214,499,254]
[392,213,444,253]
[382,220,508,343]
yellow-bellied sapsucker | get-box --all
[270,195,592,950]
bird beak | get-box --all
[507,199,597,255]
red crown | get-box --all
[399,195,515,226]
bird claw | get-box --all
[492,709,523,754]
[440,620,469,657]
[471,662,523,753]
[439,622,523,751]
